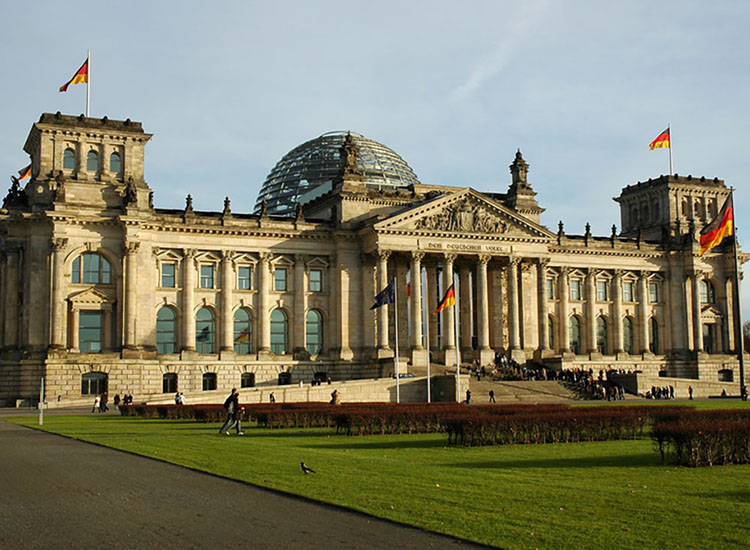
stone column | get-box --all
[4,246,20,348]
[182,249,196,351]
[376,250,391,353]
[426,262,438,353]
[613,270,624,353]
[410,252,426,367]
[103,306,112,352]
[70,306,80,351]
[50,238,68,348]
[360,253,376,356]
[442,254,458,365]
[395,257,409,355]
[293,254,307,357]
[508,257,521,351]
[477,255,492,363]
[220,250,235,353]
[258,252,272,354]
[124,241,139,349]
[459,263,472,355]
[691,271,703,352]
[558,267,570,353]
[536,258,550,352]
[586,269,597,354]
[638,273,650,354]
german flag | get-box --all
[17,164,31,180]
[649,128,670,150]
[59,58,89,92]
[699,196,733,256]
[235,329,251,343]
[435,284,456,314]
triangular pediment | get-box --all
[373,189,553,239]
[700,305,723,322]
[69,287,114,307]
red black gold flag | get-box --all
[699,196,734,256]
[17,164,31,180]
[59,59,89,92]
[649,128,670,150]
[435,284,456,314]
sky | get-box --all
[1,0,749,315]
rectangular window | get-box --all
[649,282,659,303]
[79,311,103,353]
[309,269,322,292]
[237,266,252,290]
[274,268,287,291]
[200,265,214,289]
[546,278,554,300]
[570,279,581,301]
[161,262,176,288]
[623,281,634,302]
[597,280,609,301]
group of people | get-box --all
[646,385,675,400]
[93,392,133,413]
[174,392,186,405]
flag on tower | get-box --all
[649,128,670,150]
[699,195,734,256]
[17,164,31,180]
[59,58,89,92]
[435,284,456,314]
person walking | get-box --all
[688,386,693,400]
[489,389,495,404]
[219,388,237,434]
[113,393,121,410]
[92,394,100,413]
[223,391,244,435]
[465,389,471,404]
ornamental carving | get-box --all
[415,198,509,234]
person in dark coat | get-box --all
[219,388,238,434]
[489,389,495,403]
[466,389,471,404]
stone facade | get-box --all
[0,113,745,406]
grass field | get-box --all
[9,404,750,550]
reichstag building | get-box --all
[0,113,743,406]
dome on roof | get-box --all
[254,131,420,216]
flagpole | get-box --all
[730,190,746,394]
[454,274,461,403]
[668,123,673,176]
[422,267,431,403]
[86,50,91,117]
[393,277,400,403]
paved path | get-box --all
[0,421,484,550]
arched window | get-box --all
[202,372,217,391]
[162,373,178,393]
[569,316,582,355]
[270,309,289,355]
[233,308,253,354]
[156,307,177,354]
[700,280,715,304]
[63,148,76,170]
[110,152,122,174]
[649,317,659,354]
[305,309,323,355]
[596,316,608,354]
[623,317,634,354]
[81,372,108,395]
[196,307,215,354]
[241,372,255,388]
[548,315,555,350]
[87,150,99,172]
[72,253,112,284]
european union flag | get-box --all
[370,279,396,309]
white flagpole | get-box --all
[86,50,91,118]
[454,275,461,403]
[422,267,431,403]
[38,377,45,426]
[668,123,673,176]
[393,277,400,403]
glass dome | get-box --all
[254,131,420,216]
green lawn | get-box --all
[8,408,750,550]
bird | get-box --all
[300,462,316,474]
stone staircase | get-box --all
[468,378,582,404]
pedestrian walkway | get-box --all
[0,421,485,550]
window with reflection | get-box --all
[569,316,582,354]
[110,152,122,174]
[196,307,215,354]
[623,281,634,302]
[87,150,99,172]
[237,266,252,290]
[161,262,176,288]
[202,373,217,391]
[649,317,659,354]
[623,317,634,354]
[63,148,76,170]
[72,253,112,284]
[305,309,323,355]
[270,309,288,354]
[570,279,581,301]
[79,311,103,353]
[162,373,178,393]
[699,280,715,304]
[309,269,322,292]
[81,372,107,395]
[274,268,287,291]
[156,307,178,354]
[596,316,608,354]
[233,308,253,354]
[200,265,215,289]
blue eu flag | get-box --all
[370,279,396,309]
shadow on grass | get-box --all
[303,438,449,450]
[692,490,750,504]
[444,452,660,469]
